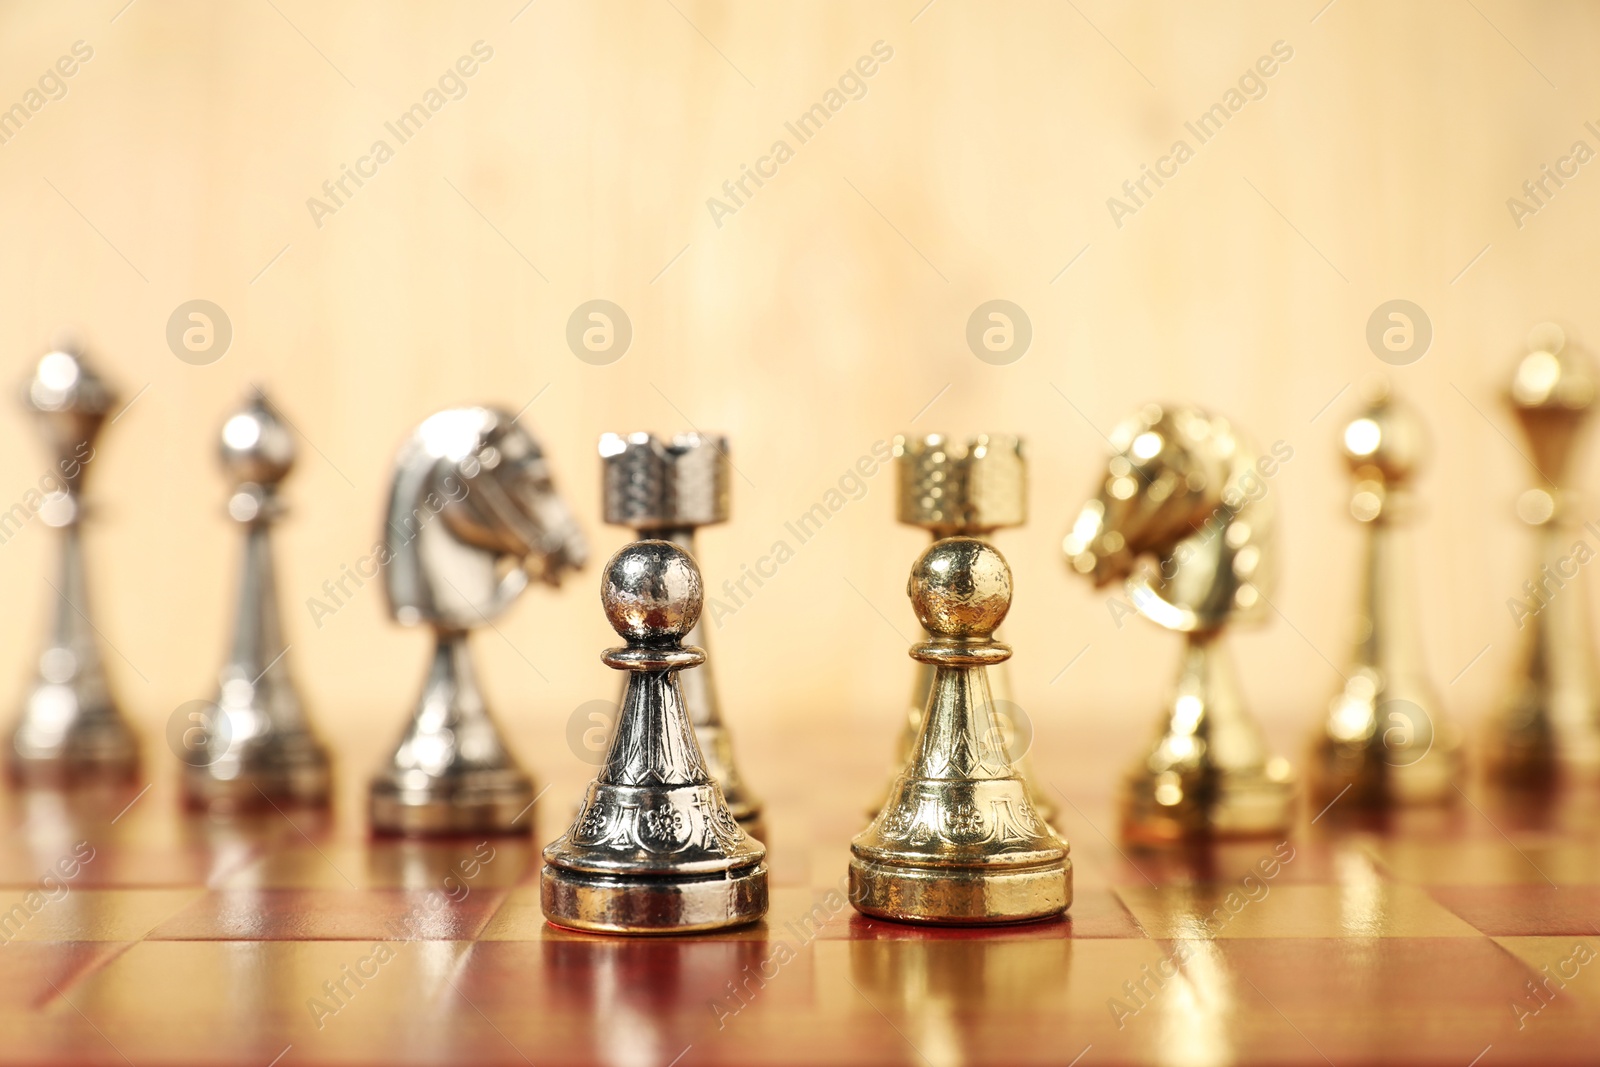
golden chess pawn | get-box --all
[870,434,1055,824]
[1309,383,1462,806]
[542,540,767,934]
[851,537,1070,925]
[1491,323,1600,784]
[600,431,763,839]
[1064,404,1294,844]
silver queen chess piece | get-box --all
[370,407,587,835]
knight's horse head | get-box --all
[1063,404,1275,633]
[384,407,588,631]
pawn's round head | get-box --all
[220,392,295,488]
[1340,385,1428,485]
[907,536,1012,639]
[601,539,703,643]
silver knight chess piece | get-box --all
[542,540,767,934]
[370,407,587,835]
[1308,382,1462,807]
[8,341,139,786]
[871,434,1055,823]
[1492,323,1600,784]
[184,391,332,808]
[851,537,1070,924]
[599,431,763,838]
[1064,404,1294,844]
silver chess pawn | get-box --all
[370,407,587,835]
[542,540,767,934]
[851,537,1070,924]
[1492,323,1600,784]
[183,390,332,807]
[599,431,763,837]
[8,340,139,785]
[1309,383,1462,806]
[873,434,1055,823]
[1064,405,1294,844]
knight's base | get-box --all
[184,755,332,810]
[1121,769,1295,846]
[540,862,768,934]
[848,855,1070,925]
[369,772,535,837]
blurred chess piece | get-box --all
[871,434,1055,823]
[7,339,139,786]
[1491,322,1600,784]
[1309,382,1462,807]
[1064,404,1294,844]
[851,537,1069,924]
[371,407,587,835]
[599,432,762,838]
[542,540,767,934]
[183,390,331,807]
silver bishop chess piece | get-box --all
[8,340,139,786]
[1309,382,1462,807]
[370,407,587,835]
[183,391,332,808]
[599,431,763,838]
[851,537,1070,924]
[542,540,767,934]
[871,434,1055,823]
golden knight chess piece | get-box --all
[851,537,1070,925]
[183,391,332,808]
[1064,404,1294,844]
[370,407,587,835]
[1309,382,1462,807]
[599,431,763,839]
[8,340,140,786]
[1491,322,1600,784]
[870,434,1055,824]
[542,539,767,934]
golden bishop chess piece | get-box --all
[599,431,763,839]
[542,540,767,934]
[1491,322,1600,785]
[851,537,1070,925]
[1064,404,1294,844]
[870,434,1055,824]
[1309,382,1462,807]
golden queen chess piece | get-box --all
[851,537,1070,925]
[183,391,332,807]
[1491,323,1600,784]
[1309,383,1462,806]
[1064,404,1294,844]
[8,341,139,785]
[871,434,1055,823]
[599,432,763,838]
[542,540,767,934]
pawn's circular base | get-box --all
[8,733,140,789]
[1120,770,1295,847]
[848,856,1070,925]
[540,862,768,935]
[369,773,535,837]
[1308,734,1462,809]
[184,755,332,810]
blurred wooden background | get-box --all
[0,0,1596,803]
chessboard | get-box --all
[3,722,1599,1067]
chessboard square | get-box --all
[0,889,200,942]
[0,941,131,1014]
[1116,884,1479,938]
[146,889,506,941]
[1430,887,1600,936]
[1493,936,1600,1009]
[1365,840,1599,885]
[217,839,532,890]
